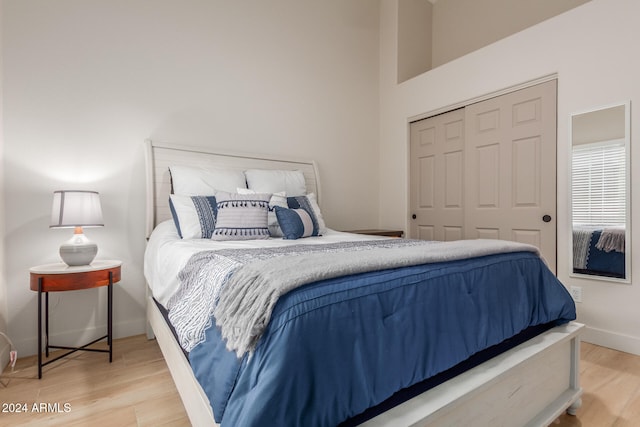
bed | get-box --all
[143,139,583,427]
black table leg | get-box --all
[108,271,113,363]
[45,291,49,358]
[38,278,42,379]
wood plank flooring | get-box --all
[555,341,640,427]
[0,335,189,427]
[1,336,639,426]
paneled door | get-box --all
[409,108,465,241]
[464,80,557,271]
[409,80,557,272]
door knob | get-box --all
[412,214,417,219]
[542,215,552,223]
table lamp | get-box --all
[50,190,104,266]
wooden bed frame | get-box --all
[143,139,583,426]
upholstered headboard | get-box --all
[144,140,321,239]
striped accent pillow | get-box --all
[287,194,326,235]
[210,191,271,241]
[237,188,288,237]
[274,206,320,239]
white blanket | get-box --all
[144,220,384,306]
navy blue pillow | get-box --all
[169,197,184,238]
[274,206,320,239]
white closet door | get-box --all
[409,80,557,272]
[464,80,557,271]
[409,108,465,241]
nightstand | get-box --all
[345,229,404,238]
[29,260,122,378]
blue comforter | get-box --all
[575,229,625,278]
[188,251,575,427]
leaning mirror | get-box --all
[571,102,631,282]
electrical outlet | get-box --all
[570,286,582,303]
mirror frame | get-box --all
[569,101,631,283]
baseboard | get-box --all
[14,318,147,357]
[582,325,640,356]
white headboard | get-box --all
[144,140,321,238]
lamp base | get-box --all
[59,233,98,266]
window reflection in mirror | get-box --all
[571,103,630,282]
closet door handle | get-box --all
[542,214,552,223]
[412,214,417,219]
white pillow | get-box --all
[305,193,327,234]
[237,188,287,237]
[169,194,218,239]
[170,165,247,195]
[244,169,306,196]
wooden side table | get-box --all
[345,229,404,238]
[29,260,122,378]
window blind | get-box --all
[572,141,625,226]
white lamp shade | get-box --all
[50,190,104,228]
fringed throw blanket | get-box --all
[573,225,626,270]
[168,238,539,356]
[596,227,625,253]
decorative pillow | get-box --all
[275,206,320,239]
[170,165,247,195]
[169,194,218,239]
[244,169,307,197]
[237,188,287,237]
[287,193,327,234]
[211,191,271,241]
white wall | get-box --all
[0,0,9,371]
[397,0,432,83]
[380,0,640,354]
[3,0,381,356]
[431,0,591,68]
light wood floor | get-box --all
[1,336,639,426]
[0,335,189,427]
[554,341,640,427]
